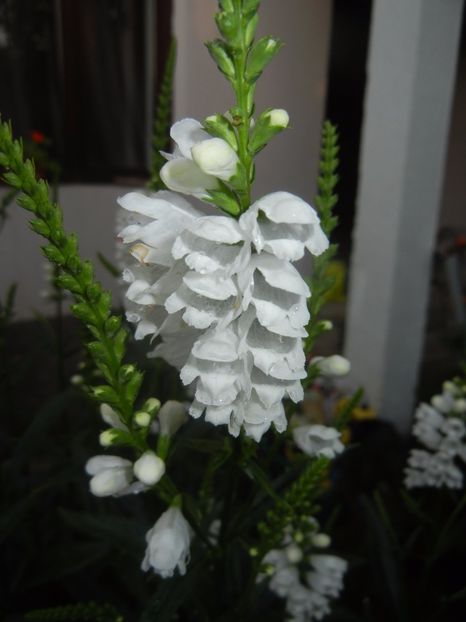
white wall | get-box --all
[0,185,126,319]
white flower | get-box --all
[133,451,166,486]
[262,533,347,621]
[158,400,188,437]
[85,455,146,497]
[405,379,466,490]
[142,507,191,578]
[293,425,344,459]
[314,355,351,378]
[307,554,347,598]
[405,449,463,489]
[160,118,238,198]
[412,403,444,450]
[100,403,127,431]
[118,176,328,441]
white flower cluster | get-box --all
[405,380,466,489]
[262,528,347,621]
[85,401,187,497]
[117,117,328,441]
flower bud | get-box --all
[86,455,133,498]
[133,451,166,486]
[443,380,456,394]
[266,108,289,129]
[143,397,161,415]
[191,138,239,181]
[99,429,119,447]
[312,533,331,548]
[453,399,466,414]
[90,469,130,497]
[286,544,303,564]
[205,40,235,78]
[315,355,351,377]
[319,320,333,332]
[158,401,188,438]
[135,411,152,427]
[100,403,121,428]
[70,374,83,386]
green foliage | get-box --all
[0,186,18,229]
[258,456,330,553]
[25,602,123,622]
[0,119,146,451]
[148,38,177,192]
[305,120,340,361]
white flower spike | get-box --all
[118,122,330,441]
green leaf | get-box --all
[139,560,205,622]
[204,113,237,150]
[207,187,241,216]
[97,252,120,278]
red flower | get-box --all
[31,130,46,144]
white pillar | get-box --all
[344,0,464,433]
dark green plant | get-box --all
[148,38,177,192]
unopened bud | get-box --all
[135,411,151,427]
[143,397,161,415]
[266,108,289,128]
[443,381,456,394]
[99,429,119,447]
[312,533,331,548]
[315,355,351,377]
[70,374,84,386]
[286,544,303,564]
[453,399,466,414]
[133,451,166,486]
[249,547,259,557]
[191,138,239,181]
[319,320,333,331]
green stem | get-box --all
[232,2,252,212]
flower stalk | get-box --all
[0,119,145,450]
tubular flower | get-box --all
[142,506,192,578]
[160,118,239,198]
[85,455,147,497]
[118,158,328,441]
